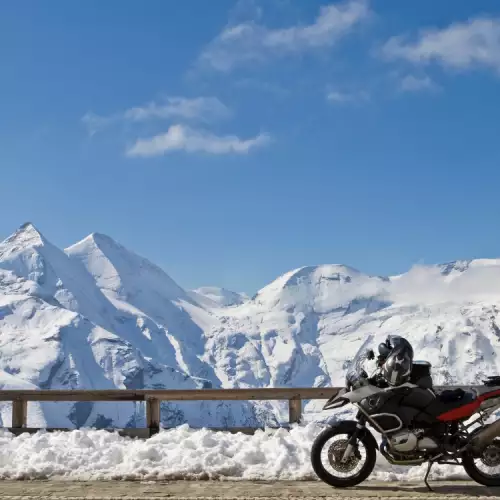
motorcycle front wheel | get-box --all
[311,426,377,488]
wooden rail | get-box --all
[0,388,338,437]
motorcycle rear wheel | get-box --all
[462,440,500,487]
[311,426,377,488]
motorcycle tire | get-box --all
[462,449,500,487]
[311,426,377,488]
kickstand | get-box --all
[424,461,433,492]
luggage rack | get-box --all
[483,376,500,386]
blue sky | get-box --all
[2,0,500,294]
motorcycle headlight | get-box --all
[345,371,367,390]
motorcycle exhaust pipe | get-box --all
[470,419,500,452]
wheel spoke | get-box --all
[319,433,367,480]
[311,427,377,487]
[471,442,500,479]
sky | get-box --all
[2,0,500,294]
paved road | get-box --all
[0,481,498,499]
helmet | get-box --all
[381,336,413,386]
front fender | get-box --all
[324,419,378,451]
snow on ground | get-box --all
[0,426,466,481]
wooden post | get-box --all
[146,397,160,436]
[288,397,302,425]
[12,399,27,428]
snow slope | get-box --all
[189,287,249,308]
[0,224,277,429]
[1,222,499,428]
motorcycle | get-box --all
[310,349,500,490]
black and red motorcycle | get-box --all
[311,348,500,490]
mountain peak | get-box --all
[261,264,363,293]
[68,232,131,262]
[67,230,189,303]
[69,232,151,272]
[0,222,46,254]
[78,232,119,249]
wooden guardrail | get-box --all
[0,388,338,437]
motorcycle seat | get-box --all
[437,388,471,403]
[425,388,477,418]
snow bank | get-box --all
[0,425,466,481]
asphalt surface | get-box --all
[0,481,498,499]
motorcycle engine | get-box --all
[389,430,439,453]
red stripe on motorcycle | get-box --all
[437,389,500,422]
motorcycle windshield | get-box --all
[345,351,369,389]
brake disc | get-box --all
[327,438,361,473]
[481,444,500,467]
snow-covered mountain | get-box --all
[0,224,276,428]
[189,287,248,308]
[1,222,500,428]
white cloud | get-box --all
[199,0,370,72]
[326,89,369,103]
[126,125,271,157]
[327,90,352,103]
[82,97,230,135]
[382,17,500,73]
[399,74,438,92]
[123,97,231,122]
[81,112,115,137]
